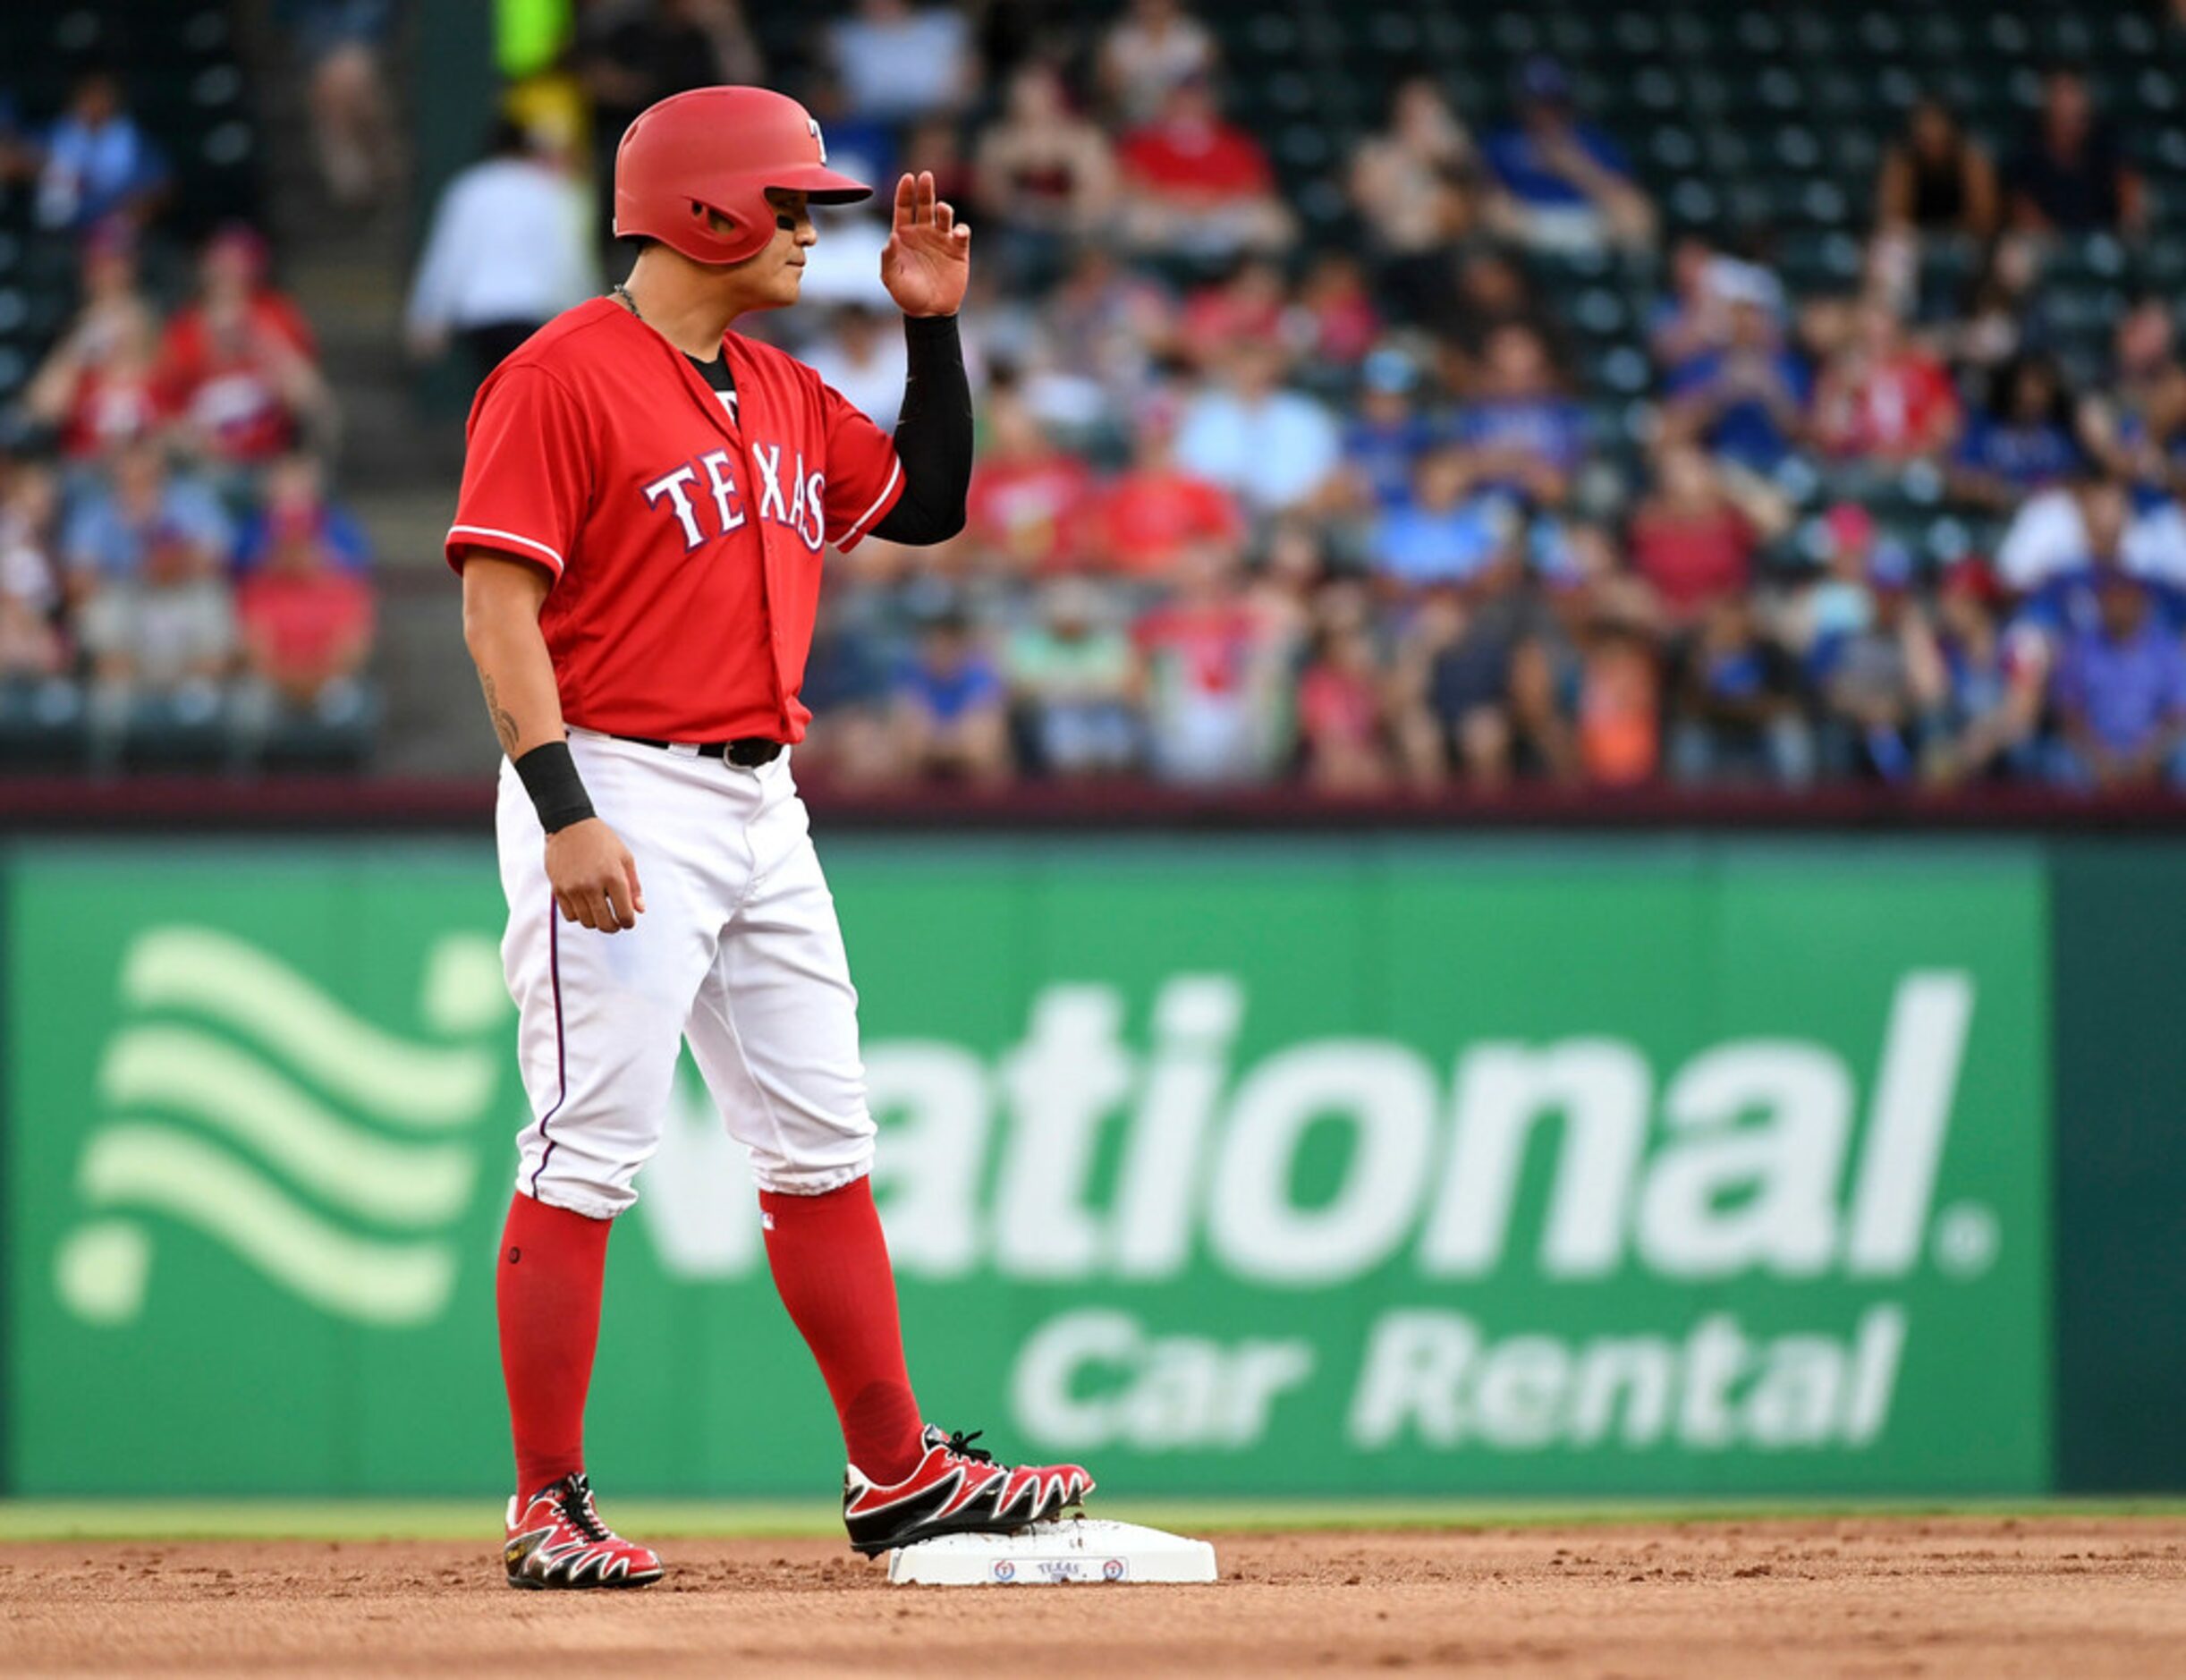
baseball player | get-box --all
[448,87,1094,1590]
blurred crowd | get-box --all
[0,11,382,769]
[494,0,2177,800]
[21,0,2182,793]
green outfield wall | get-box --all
[0,836,2174,1498]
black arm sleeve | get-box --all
[870,313,972,545]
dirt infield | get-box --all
[4,1517,2183,1677]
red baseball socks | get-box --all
[759,1176,925,1484]
[496,1192,612,1499]
[499,1178,925,1495]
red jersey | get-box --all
[1813,351,1961,460]
[965,452,1095,571]
[240,570,374,681]
[1135,599,1262,695]
[55,363,166,460]
[1628,503,1754,618]
[163,291,318,363]
[1179,284,1284,359]
[1298,660,1379,748]
[1119,119,1275,201]
[157,293,318,464]
[1097,466,1243,576]
[445,299,904,742]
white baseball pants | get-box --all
[495,728,874,1218]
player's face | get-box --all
[722,191,816,310]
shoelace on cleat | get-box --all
[556,1477,612,1544]
[942,1429,996,1465]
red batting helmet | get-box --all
[612,86,872,266]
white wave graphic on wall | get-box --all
[55,927,510,1328]
[120,927,504,1123]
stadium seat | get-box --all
[0,681,88,770]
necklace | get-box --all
[615,281,731,376]
[616,281,732,389]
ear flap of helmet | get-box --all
[614,185,770,266]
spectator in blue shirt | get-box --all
[1949,352,2089,513]
[891,610,1012,784]
[35,72,169,233]
[1372,449,1520,590]
[1450,323,1587,505]
[1649,234,1732,372]
[1335,348,1443,514]
[1925,560,2038,786]
[2013,479,2186,647]
[62,443,233,599]
[233,454,372,577]
[2051,569,2186,790]
[1482,56,1655,252]
[1662,289,1811,474]
[1669,593,1815,788]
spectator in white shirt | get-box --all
[1099,0,1219,126]
[803,304,910,433]
[1174,341,1341,514]
[1995,473,2186,592]
[793,206,895,310]
[0,462,64,683]
[405,119,597,384]
[827,0,970,127]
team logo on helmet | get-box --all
[809,116,826,163]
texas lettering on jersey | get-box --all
[445,298,904,743]
[643,442,826,554]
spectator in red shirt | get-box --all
[1294,253,1382,372]
[157,225,334,479]
[21,221,166,464]
[1626,442,1792,629]
[1135,544,1293,784]
[964,386,1097,573]
[1297,623,1392,793]
[1811,300,1961,463]
[233,454,375,742]
[1179,257,1288,369]
[1096,394,1247,578]
[1118,76,1294,259]
[25,307,166,466]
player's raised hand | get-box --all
[546,818,647,934]
[879,171,970,318]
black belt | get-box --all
[609,733,782,767]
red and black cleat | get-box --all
[843,1425,1095,1557]
[504,1472,664,1589]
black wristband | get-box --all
[513,740,596,835]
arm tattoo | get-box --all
[480,671,521,756]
